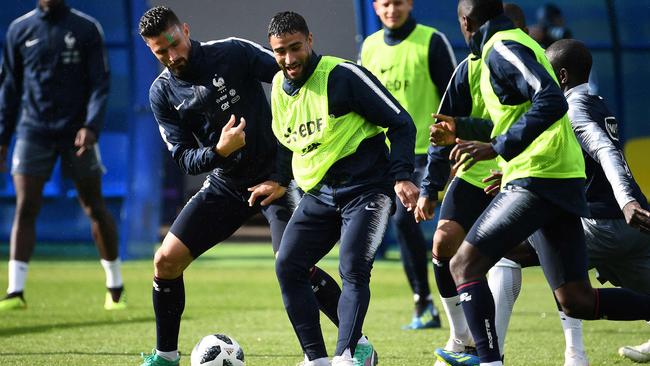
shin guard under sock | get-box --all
[153,276,185,352]
[457,279,501,363]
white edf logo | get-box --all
[604,117,619,142]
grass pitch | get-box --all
[0,243,646,365]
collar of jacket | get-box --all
[469,14,515,57]
[383,15,417,45]
[36,1,70,20]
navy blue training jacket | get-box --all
[0,4,109,145]
[149,38,281,189]
[566,84,649,218]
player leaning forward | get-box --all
[268,11,418,366]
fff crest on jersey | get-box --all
[604,116,619,141]
[213,75,225,90]
[62,32,80,64]
[64,32,76,49]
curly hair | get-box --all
[139,6,181,38]
[268,11,310,38]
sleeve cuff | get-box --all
[394,171,415,183]
[269,173,291,188]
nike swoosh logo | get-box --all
[364,204,380,211]
[174,99,186,110]
[380,66,393,74]
[25,38,40,48]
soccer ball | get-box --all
[190,333,245,366]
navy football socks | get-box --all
[433,257,457,298]
[153,276,185,352]
[310,266,341,326]
[456,279,502,363]
[594,288,650,321]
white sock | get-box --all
[7,260,29,294]
[559,311,585,356]
[307,356,330,366]
[440,295,471,347]
[357,335,369,345]
[488,258,522,357]
[100,259,123,289]
[156,350,179,361]
[480,362,503,366]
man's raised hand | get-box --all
[214,114,246,157]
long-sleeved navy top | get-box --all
[421,57,472,197]
[0,3,109,145]
[566,84,649,218]
[279,52,415,194]
[149,38,281,190]
[450,15,587,216]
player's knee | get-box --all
[558,298,594,319]
[432,221,465,258]
[339,267,370,286]
[556,289,596,320]
[154,249,184,279]
[433,229,461,258]
[449,252,468,284]
[274,253,300,282]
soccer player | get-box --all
[546,38,650,364]
[137,7,343,366]
[416,3,528,364]
[442,1,650,365]
[268,11,417,366]
[0,0,125,311]
[360,0,456,330]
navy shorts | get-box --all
[466,184,588,290]
[582,217,650,294]
[11,138,105,179]
[170,175,292,258]
[439,176,494,232]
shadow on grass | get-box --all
[0,316,153,337]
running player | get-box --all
[137,7,343,366]
[360,0,456,329]
[416,3,528,365]
[268,11,417,366]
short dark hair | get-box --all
[459,0,504,25]
[503,3,527,29]
[139,6,181,38]
[546,39,592,83]
[268,11,310,38]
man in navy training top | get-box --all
[0,0,125,311]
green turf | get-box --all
[0,243,646,365]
